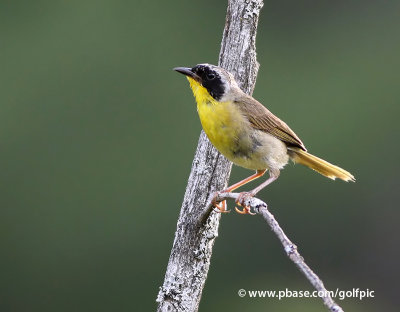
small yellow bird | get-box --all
[174,64,355,214]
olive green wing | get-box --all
[235,95,307,151]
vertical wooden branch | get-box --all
[156,1,264,311]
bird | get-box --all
[174,64,355,214]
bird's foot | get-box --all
[211,192,230,213]
[234,192,256,215]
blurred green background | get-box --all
[1,0,399,311]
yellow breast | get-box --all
[187,77,250,161]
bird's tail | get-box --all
[288,147,355,182]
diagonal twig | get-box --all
[205,192,345,312]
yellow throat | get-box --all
[187,77,248,163]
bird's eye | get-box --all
[206,73,215,80]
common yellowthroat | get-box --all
[174,64,355,214]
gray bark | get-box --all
[156,0,264,311]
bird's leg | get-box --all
[235,170,280,215]
[222,169,267,193]
[248,169,280,196]
[212,169,266,213]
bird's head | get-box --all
[174,64,239,102]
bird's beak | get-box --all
[173,67,200,81]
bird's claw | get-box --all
[212,192,230,213]
[234,206,255,215]
[214,200,230,213]
[234,192,256,215]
